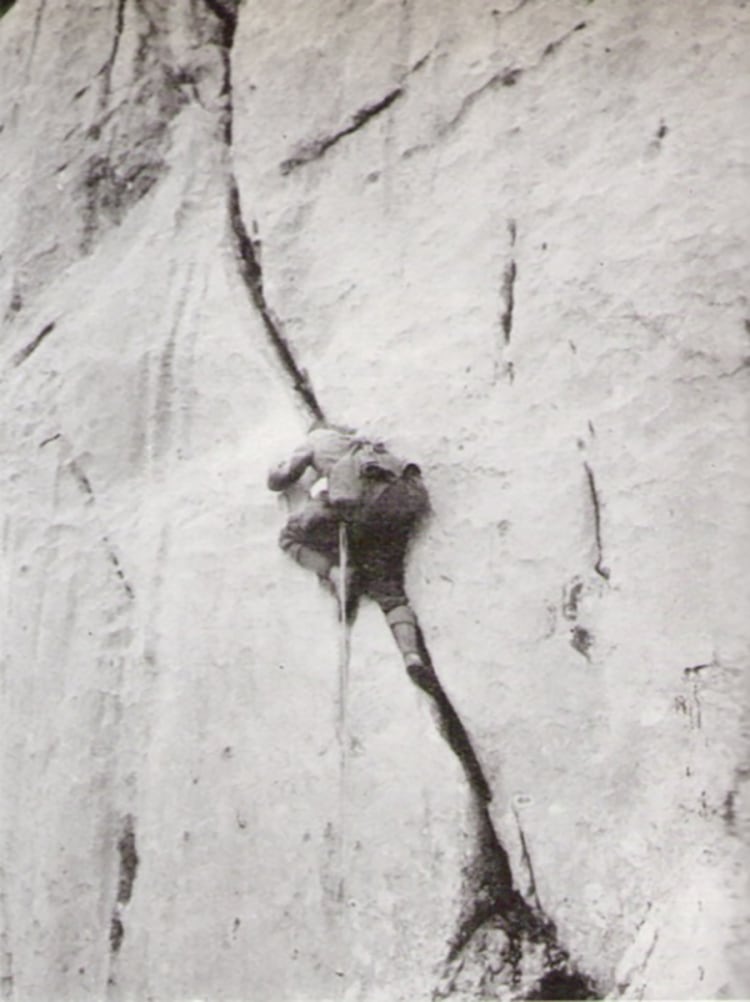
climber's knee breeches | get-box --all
[279,500,340,560]
[279,524,300,554]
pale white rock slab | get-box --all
[0,0,748,1000]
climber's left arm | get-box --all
[267,443,313,491]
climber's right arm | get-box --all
[267,444,313,491]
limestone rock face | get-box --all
[1,1,748,1000]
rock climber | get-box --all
[268,422,429,671]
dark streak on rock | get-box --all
[722,790,737,832]
[228,178,325,421]
[12,321,56,366]
[570,625,593,661]
[62,123,80,144]
[280,87,404,175]
[203,0,323,421]
[501,260,517,344]
[98,0,128,94]
[79,3,199,253]
[109,815,139,955]
[116,815,139,904]
[410,626,597,998]
[108,915,124,954]
[646,121,669,156]
[443,67,523,137]
[683,662,712,677]
[85,104,122,142]
[39,432,61,448]
[104,536,136,600]
[202,0,237,143]
[69,461,136,599]
[543,21,587,58]
[500,67,524,87]
[418,18,592,151]
[562,579,583,621]
[411,51,431,73]
[131,0,157,75]
[80,154,166,252]
[583,462,610,581]
[202,0,238,34]
[499,220,518,345]
[407,638,491,804]
[69,459,95,500]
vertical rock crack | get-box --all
[201,0,325,422]
[202,4,599,995]
[583,462,610,581]
[109,815,139,958]
[500,221,517,344]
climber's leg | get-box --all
[281,538,336,578]
[350,531,423,669]
[279,499,339,580]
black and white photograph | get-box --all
[0,1,748,999]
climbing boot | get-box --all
[405,660,440,696]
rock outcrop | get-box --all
[1,1,748,1000]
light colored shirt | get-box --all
[268,428,417,494]
[267,428,355,491]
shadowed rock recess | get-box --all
[0,1,747,1001]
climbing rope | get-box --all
[336,521,350,904]
[337,520,350,741]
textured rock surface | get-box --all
[1,1,748,999]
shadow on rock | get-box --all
[407,628,599,1001]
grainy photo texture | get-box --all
[0,1,748,1000]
